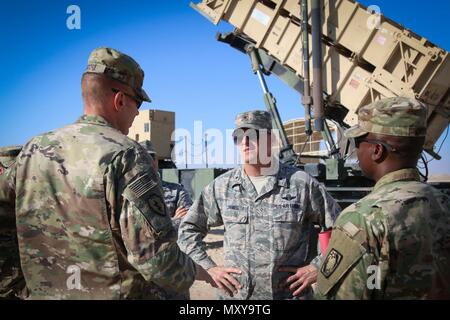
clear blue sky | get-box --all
[1,0,449,175]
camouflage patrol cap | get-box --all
[345,97,427,138]
[232,110,272,137]
[84,47,151,103]
[140,140,156,155]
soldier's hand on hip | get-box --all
[174,207,189,219]
[207,266,242,297]
[279,265,318,297]
[195,264,216,287]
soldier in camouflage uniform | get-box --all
[178,110,341,300]
[316,97,450,299]
[0,146,26,299]
[140,140,193,231]
[2,47,211,299]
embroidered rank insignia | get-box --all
[321,248,343,278]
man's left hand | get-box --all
[278,265,318,297]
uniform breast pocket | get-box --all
[223,206,249,249]
[273,209,304,253]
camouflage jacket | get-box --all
[9,115,196,299]
[162,180,193,230]
[0,147,26,299]
[316,168,450,299]
[178,163,341,300]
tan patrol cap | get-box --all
[84,47,151,103]
[345,97,427,138]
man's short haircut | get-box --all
[81,73,117,107]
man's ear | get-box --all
[113,92,124,112]
[371,143,385,162]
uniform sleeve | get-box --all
[177,180,223,270]
[306,176,341,227]
[320,248,375,299]
[108,146,196,293]
[305,176,342,269]
[177,186,193,210]
[315,207,385,300]
[171,186,193,230]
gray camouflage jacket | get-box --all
[178,163,341,299]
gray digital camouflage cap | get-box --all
[232,110,272,137]
[140,140,156,155]
[84,47,151,103]
[345,97,428,138]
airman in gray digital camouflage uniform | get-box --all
[178,110,341,300]
[1,47,212,299]
[316,97,450,299]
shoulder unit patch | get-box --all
[148,194,166,216]
[321,248,343,278]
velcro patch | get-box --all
[321,249,343,278]
[128,173,158,201]
[342,221,360,238]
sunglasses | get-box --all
[354,137,397,152]
[233,129,270,145]
[111,88,143,109]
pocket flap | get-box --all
[317,226,366,296]
[224,206,249,224]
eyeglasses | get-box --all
[111,88,142,109]
[354,138,397,152]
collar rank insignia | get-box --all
[321,248,343,278]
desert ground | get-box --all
[189,227,224,300]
